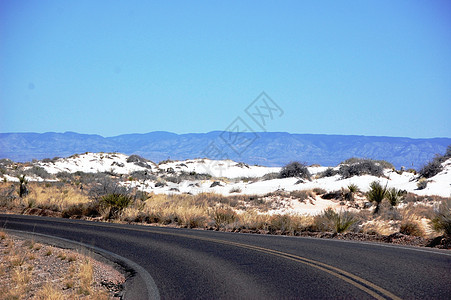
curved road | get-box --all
[1,214,450,299]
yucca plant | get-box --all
[345,184,359,201]
[367,181,387,214]
[386,187,405,207]
[101,193,132,219]
[18,175,28,198]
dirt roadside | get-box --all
[0,231,125,299]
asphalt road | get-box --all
[1,214,450,300]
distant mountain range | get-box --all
[1,131,450,169]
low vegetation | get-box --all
[279,162,311,180]
[1,150,450,248]
[1,178,449,248]
[418,145,451,179]
[338,158,385,178]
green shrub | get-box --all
[386,187,405,207]
[101,193,132,219]
[279,162,311,180]
[367,181,387,214]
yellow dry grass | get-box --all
[25,183,90,210]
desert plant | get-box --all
[262,172,279,181]
[290,190,314,202]
[400,221,424,236]
[18,175,28,198]
[229,187,242,193]
[430,199,451,236]
[317,167,339,178]
[417,178,428,190]
[313,208,356,233]
[213,207,237,229]
[344,184,359,201]
[418,159,443,179]
[367,181,387,214]
[339,159,384,178]
[100,193,132,219]
[279,162,311,180]
[418,146,451,179]
[347,184,359,193]
[386,187,405,207]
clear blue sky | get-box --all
[1,1,450,138]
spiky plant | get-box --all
[367,181,387,214]
[386,187,405,207]
[18,175,28,198]
[101,193,132,219]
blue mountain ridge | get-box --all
[0,131,450,169]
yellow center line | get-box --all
[88,222,401,300]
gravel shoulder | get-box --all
[0,231,125,299]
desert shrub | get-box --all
[419,146,451,178]
[24,166,52,179]
[386,187,406,207]
[229,187,242,193]
[347,184,360,193]
[321,190,342,200]
[406,168,417,175]
[431,199,451,236]
[62,202,101,218]
[88,178,129,201]
[317,168,339,178]
[289,190,314,202]
[400,221,424,236]
[0,184,17,206]
[279,162,311,180]
[210,181,222,188]
[343,184,359,201]
[154,181,166,188]
[418,159,443,179]
[312,187,327,195]
[366,181,387,214]
[178,171,212,181]
[126,155,152,168]
[339,159,384,178]
[340,158,394,169]
[268,215,295,234]
[262,172,279,181]
[164,176,181,184]
[129,171,157,181]
[417,178,428,190]
[101,193,132,219]
[312,208,357,233]
[55,172,74,183]
[213,207,237,229]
